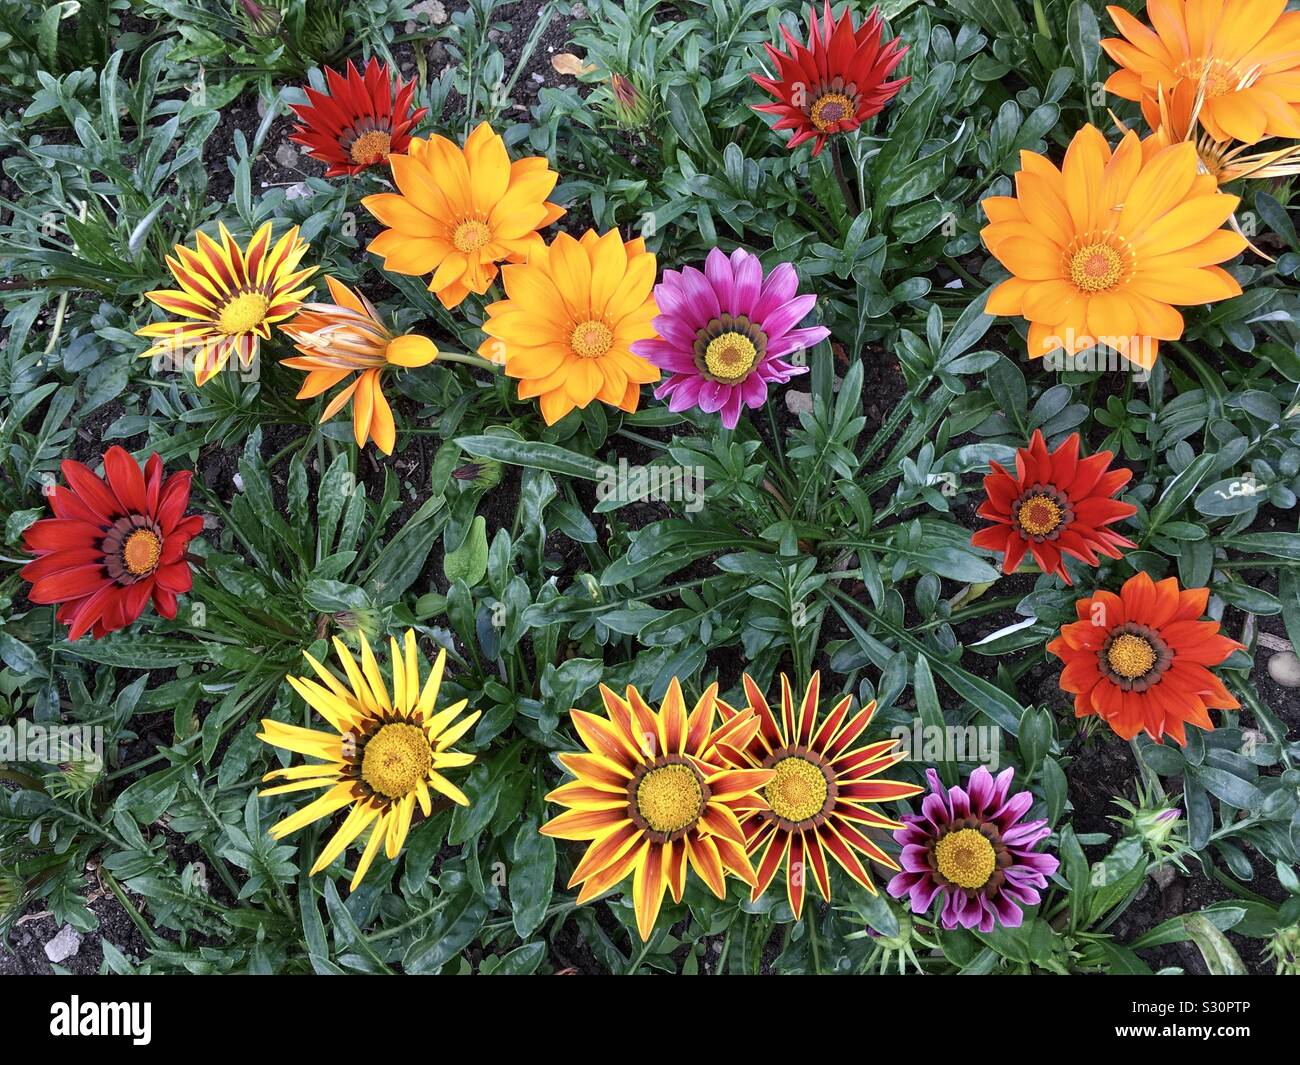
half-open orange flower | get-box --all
[972,430,1136,585]
[1046,572,1245,745]
[1102,0,1300,145]
[981,124,1246,370]
[541,679,772,942]
[717,673,922,920]
[279,277,437,455]
[361,122,564,309]
[479,229,661,425]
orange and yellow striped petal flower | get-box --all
[541,678,773,942]
[137,221,316,386]
[279,276,437,455]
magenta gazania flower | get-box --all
[631,248,828,429]
[887,767,1059,932]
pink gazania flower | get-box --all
[630,248,828,429]
[887,767,1059,933]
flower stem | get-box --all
[830,139,859,217]
[436,350,502,372]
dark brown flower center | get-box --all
[102,515,164,584]
[693,314,767,383]
[1012,484,1073,541]
[1098,623,1173,691]
[627,755,710,842]
[759,745,836,829]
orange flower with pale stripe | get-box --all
[541,679,773,942]
[981,124,1246,370]
[138,222,315,385]
[1102,0,1300,145]
[717,673,922,920]
[361,122,564,309]
[479,229,661,425]
[279,277,438,455]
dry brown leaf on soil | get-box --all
[552,53,597,76]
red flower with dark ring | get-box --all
[21,448,204,640]
[751,2,909,157]
[289,58,428,177]
[971,430,1136,585]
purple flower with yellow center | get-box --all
[887,766,1059,932]
[631,248,828,429]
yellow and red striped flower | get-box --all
[541,680,772,942]
[137,222,316,385]
[718,673,923,919]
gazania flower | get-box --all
[971,430,1136,585]
[21,448,203,640]
[259,631,479,890]
[540,679,773,942]
[362,122,564,309]
[480,229,661,425]
[289,58,428,177]
[1102,0,1300,145]
[981,125,1246,369]
[1046,571,1245,745]
[717,673,922,919]
[752,2,909,157]
[137,222,316,386]
[631,248,827,429]
[887,767,1059,932]
[279,276,438,454]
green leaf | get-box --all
[444,515,489,586]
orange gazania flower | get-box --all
[981,124,1246,370]
[279,277,438,455]
[540,679,773,942]
[1101,0,1300,145]
[479,229,661,425]
[717,673,922,920]
[138,222,315,386]
[1046,572,1245,745]
[361,122,564,309]
[289,58,428,177]
[971,430,1137,585]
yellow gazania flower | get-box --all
[478,229,661,425]
[541,679,774,942]
[279,277,438,455]
[1102,0,1300,146]
[258,630,479,891]
[137,221,316,386]
[981,124,1247,370]
[361,121,564,309]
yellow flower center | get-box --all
[217,291,270,335]
[452,218,492,254]
[704,332,758,382]
[1176,57,1243,99]
[810,91,854,132]
[935,828,997,890]
[635,763,703,835]
[122,528,162,576]
[1107,633,1158,680]
[361,722,431,800]
[1017,493,1063,536]
[349,129,392,166]
[1068,242,1125,293]
[569,319,614,359]
[765,756,828,824]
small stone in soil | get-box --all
[785,390,814,415]
[274,143,298,169]
[44,925,83,964]
[1267,650,1300,688]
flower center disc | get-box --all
[122,528,162,576]
[361,722,431,799]
[1177,57,1241,99]
[765,755,829,824]
[452,218,491,254]
[349,129,392,166]
[810,91,854,131]
[218,291,271,335]
[1106,632,1158,680]
[569,319,613,359]
[703,331,758,382]
[1017,493,1063,536]
[935,828,997,890]
[1068,242,1125,293]
[635,763,704,835]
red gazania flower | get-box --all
[752,2,909,157]
[971,430,1136,585]
[21,448,204,640]
[289,58,428,177]
[1046,572,1245,745]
